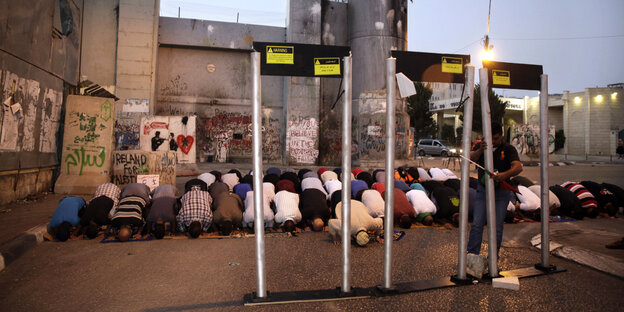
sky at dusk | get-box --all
[160,0,624,96]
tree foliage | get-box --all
[407,82,437,139]
[460,84,508,133]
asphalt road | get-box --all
[1,225,622,311]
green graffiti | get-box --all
[100,99,112,122]
[65,146,106,175]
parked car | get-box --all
[417,139,461,157]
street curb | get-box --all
[0,224,47,272]
[531,234,624,278]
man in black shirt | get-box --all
[467,123,523,260]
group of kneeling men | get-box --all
[47,165,623,245]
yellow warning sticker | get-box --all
[492,70,511,86]
[266,46,294,64]
[314,57,341,75]
[441,56,463,74]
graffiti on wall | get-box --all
[287,115,319,164]
[510,124,555,155]
[196,108,281,162]
[111,151,176,186]
[39,89,62,153]
[60,96,114,176]
[115,117,140,150]
[140,116,197,164]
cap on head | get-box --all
[355,231,369,247]
[188,221,202,238]
[56,221,72,242]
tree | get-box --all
[460,84,508,133]
[407,82,437,139]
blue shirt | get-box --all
[50,197,85,227]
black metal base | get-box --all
[534,263,559,273]
[243,266,566,306]
[499,265,566,279]
[375,285,397,295]
[243,288,373,306]
[450,275,476,285]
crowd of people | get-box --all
[47,165,624,245]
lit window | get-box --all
[574,96,581,104]
[612,92,618,100]
[595,95,603,103]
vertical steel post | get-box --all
[539,74,550,267]
[479,68,498,277]
[383,57,396,290]
[251,52,266,298]
[457,65,475,279]
[341,55,353,294]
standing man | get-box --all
[467,123,522,275]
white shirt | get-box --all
[221,173,239,191]
[320,171,339,184]
[263,182,276,203]
[324,179,343,197]
[516,185,541,211]
[360,189,385,218]
[301,177,328,198]
[528,185,561,210]
[417,168,432,181]
[405,189,437,215]
[273,191,302,224]
[329,200,383,237]
[429,167,448,182]
[197,173,216,187]
[243,190,274,228]
[507,201,516,212]
[441,169,458,180]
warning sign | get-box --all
[314,57,341,76]
[441,56,463,74]
[492,70,511,86]
[266,46,294,64]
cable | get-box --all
[453,39,481,53]
[491,34,624,41]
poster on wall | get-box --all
[509,124,555,155]
[140,116,196,164]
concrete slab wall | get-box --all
[111,150,176,187]
[54,96,115,194]
[155,17,286,163]
[0,0,82,202]
[81,0,119,93]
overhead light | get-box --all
[612,92,618,100]
[480,49,493,61]
[574,96,581,104]
[595,95,603,103]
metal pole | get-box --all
[457,65,475,279]
[341,55,353,294]
[383,57,396,290]
[539,74,550,267]
[251,52,266,298]
[479,68,498,277]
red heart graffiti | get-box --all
[176,135,194,155]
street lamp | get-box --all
[482,0,494,60]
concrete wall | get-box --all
[562,87,623,157]
[81,0,119,93]
[156,17,286,163]
[0,0,82,203]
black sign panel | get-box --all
[482,60,543,91]
[391,51,471,83]
[253,42,350,77]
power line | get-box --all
[454,39,481,53]
[492,34,624,41]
